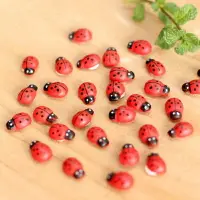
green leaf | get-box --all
[174,4,198,25]
[156,0,165,6]
[151,2,159,11]
[132,3,145,21]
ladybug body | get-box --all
[87,127,109,148]
[33,106,58,125]
[102,47,120,68]
[21,56,39,75]
[49,123,75,142]
[119,144,140,167]
[43,82,68,98]
[127,94,151,113]
[138,124,159,147]
[146,59,166,76]
[30,141,52,163]
[106,81,125,102]
[72,108,94,128]
[168,122,193,138]
[6,112,31,131]
[144,79,170,97]
[63,157,85,179]
[145,153,166,176]
[109,67,135,82]
[165,98,183,121]
[107,172,134,190]
[68,28,92,43]
[182,80,200,94]
[17,84,38,105]
[127,40,152,55]
[78,82,97,105]
[77,54,100,70]
[55,57,73,75]
[109,106,136,123]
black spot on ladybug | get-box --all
[153,69,155,72]
[119,113,122,116]
[113,75,116,77]
[36,112,38,115]
[149,86,153,89]
[57,89,59,92]
[26,90,28,93]
[117,86,120,89]
[80,118,83,121]
[135,46,138,48]
[26,118,29,121]
[126,114,129,116]
[81,88,84,91]
[142,47,145,49]
[59,67,61,70]
[91,58,94,61]
[41,115,44,117]
[40,111,43,113]
[156,88,159,90]
[194,88,197,91]
[135,103,137,106]
[117,72,120,75]
[37,153,40,155]
[50,87,53,90]
[171,102,173,104]
[58,134,61,136]
[81,114,84,116]
[81,92,83,95]
[85,113,88,116]
[168,106,171,108]
[52,132,54,135]
[27,95,30,98]
[57,130,59,132]
[91,89,93,91]
[196,84,199,87]
[19,121,22,123]
[87,57,90,60]
[87,86,90,89]
[84,61,87,64]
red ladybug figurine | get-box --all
[106,172,134,190]
[138,124,159,147]
[17,84,38,105]
[43,82,68,98]
[127,40,152,55]
[146,58,166,76]
[63,157,85,179]
[78,82,97,105]
[68,28,92,43]
[6,112,32,131]
[49,123,75,142]
[102,47,120,68]
[33,106,58,125]
[127,94,151,113]
[72,108,94,128]
[106,81,125,102]
[77,54,100,70]
[145,153,166,176]
[182,80,200,94]
[109,67,135,82]
[55,57,73,75]
[119,144,140,167]
[21,56,39,75]
[165,98,183,121]
[144,79,170,97]
[30,141,52,163]
[87,127,109,148]
[168,122,193,138]
[109,105,136,123]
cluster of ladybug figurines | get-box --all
[6,28,195,191]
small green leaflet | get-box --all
[151,0,165,11]
[156,0,165,6]
[132,3,145,21]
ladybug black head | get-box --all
[141,102,151,112]
[109,92,120,102]
[169,111,182,121]
[65,129,75,140]
[76,60,81,68]
[163,85,170,94]
[97,137,109,148]
[106,172,115,181]
[197,69,200,77]
[74,169,85,179]
[43,82,51,91]
[127,71,135,79]
[127,41,134,49]
[6,119,15,130]
[28,84,38,91]
[56,57,65,62]
[84,96,95,105]
[147,137,158,147]
[148,152,159,157]
[68,32,74,40]
[182,82,190,92]
[123,143,133,149]
[85,108,94,115]
[107,47,116,51]
[29,141,39,149]
[24,68,35,75]
[109,109,116,120]
[168,128,176,138]
[47,113,58,123]
[146,58,154,64]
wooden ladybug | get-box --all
[33,106,58,125]
[63,157,85,179]
[49,123,75,142]
[55,57,73,75]
[165,98,183,121]
[168,122,193,138]
[106,172,134,190]
[119,144,140,167]
[87,127,109,148]
[30,141,52,163]
[109,106,136,123]
[72,108,94,128]
[146,59,166,76]
[106,81,125,102]
[76,54,100,70]
[6,112,32,131]
[68,28,92,43]
[138,124,159,147]
[145,153,166,176]
[144,79,170,97]
[127,40,152,55]
[21,56,39,75]
[102,47,120,68]
[17,84,38,105]
[127,94,151,113]
[78,82,97,105]
[109,67,135,82]
[182,80,200,94]
[43,82,68,98]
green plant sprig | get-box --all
[128,0,200,55]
